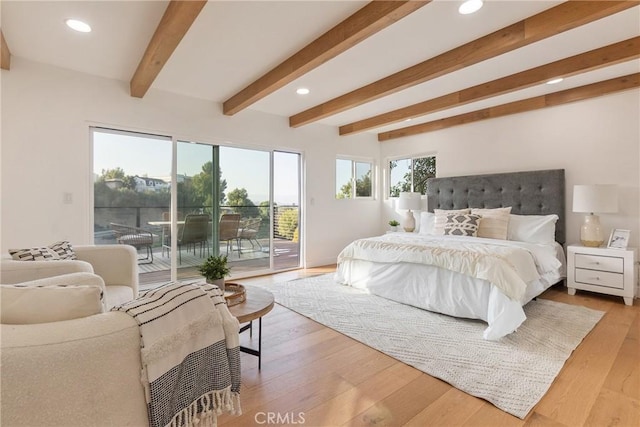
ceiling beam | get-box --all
[377,73,640,141]
[130,0,207,98]
[1,29,11,70]
[340,36,640,135]
[222,1,431,116]
[290,0,639,128]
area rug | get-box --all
[264,273,604,419]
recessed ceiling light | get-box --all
[65,19,92,33]
[546,78,564,85]
[296,88,310,95]
[458,0,484,15]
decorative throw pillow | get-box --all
[0,283,105,324]
[471,207,512,240]
[8,247,60,261]
[8,240,77,261]
[433,209,471,235]
[443,213,481,237]
[49,241,77,260]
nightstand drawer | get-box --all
[575,268,624,289]
[574,254,623,273]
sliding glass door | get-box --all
[92,129,172,284]
[273,151,301,270]
[219,146,271,273]
[93,128,301,286]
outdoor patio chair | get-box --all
[110,223,154,264]
[177,213,210,263]
[219,214,241,255]
[238,217,263,255]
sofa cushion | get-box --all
[106,285,136,309]
[0,281,105,324]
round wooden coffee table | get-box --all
[227,285,274,370]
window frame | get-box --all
[335,156,375,200]
[386,153,436,199]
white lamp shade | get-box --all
[572,185,618,214]
[398,192,422,211]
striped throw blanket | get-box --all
[113,282,241,427]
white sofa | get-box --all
[1,244,139,309]
[1,245,149,426]
[1,295,150,426]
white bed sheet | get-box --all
[335,236,565,340]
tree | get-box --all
[336,170,371,199]
[226,188,260,218]
[99,167,126,181]
[191,161,228,209]
[412,157,436,195]
[277,208,298,240]
[389,157,436,196]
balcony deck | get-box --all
[134,238,300,288]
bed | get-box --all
[335,169,566,340]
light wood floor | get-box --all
[218,266,640,427]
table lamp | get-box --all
[398,192,422,232]
[572,184,618,247]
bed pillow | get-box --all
[507,214,559,244]
[433,209,471,235]
[471,207,512,240]
[419,212,436,235]
[0,283,105,324]
[443,213,481,237]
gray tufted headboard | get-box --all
[426,169,565,244]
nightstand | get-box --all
[567,244,638,305]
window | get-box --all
[336,158,373,199]
[389,155,436,197]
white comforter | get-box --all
[335,233,564,340]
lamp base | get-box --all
[403,210,416,232]
[580,214,604,247]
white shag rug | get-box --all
[264,274,604,419]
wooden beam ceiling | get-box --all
[377,73,640,141]
[340,36,640,135]
[130,0,207,98]
[222,1,431,116]
[1,30,11,71]
[289,0,639,128]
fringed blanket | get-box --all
[113,282,241,427]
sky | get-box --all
[92,130,299,205]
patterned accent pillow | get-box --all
[9,247,60,261]
[9,241,77,261]
[49,241,77,260]
[433,208,471,235]
[443,213,481,237]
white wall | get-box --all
[0,58,381,267]
[379,89,640,249]
[2,58,638,268]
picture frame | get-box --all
[607,229,631,249]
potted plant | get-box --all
[388,220,400,232]
[198,254,231,292]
